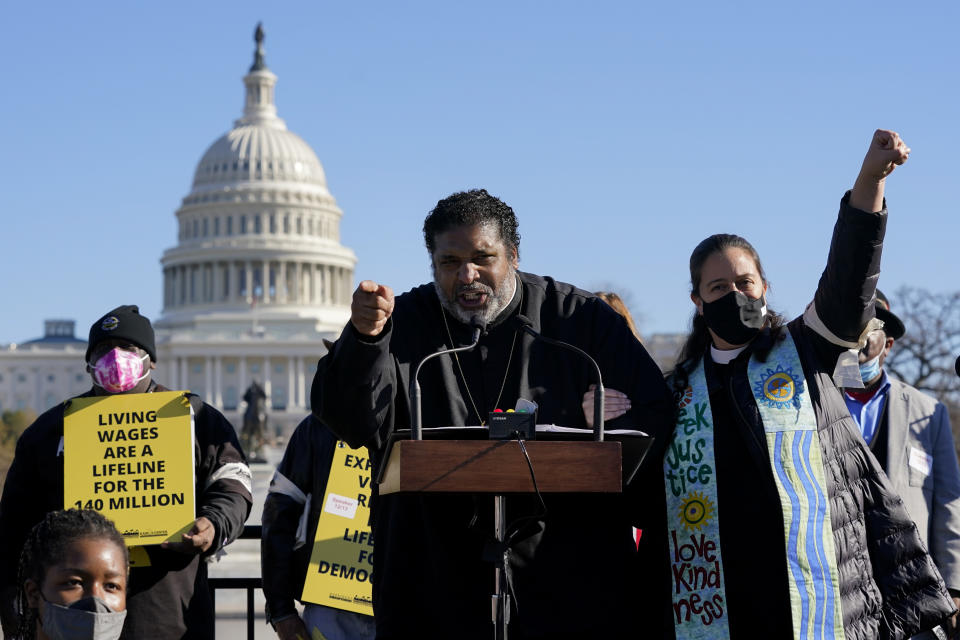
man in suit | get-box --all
[844,290,960,639]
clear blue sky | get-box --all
[2,1,956,344]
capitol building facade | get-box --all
[0,27,354,434]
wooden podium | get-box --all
[379,438,622,495]
[376,428,649,640]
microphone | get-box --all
[409,314,485,440]
[470,314,486,345]
[515,314,607,441]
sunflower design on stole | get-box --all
[678,491,716,532]
[753,364,804,410]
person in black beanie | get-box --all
[84,305,158,395]
[0,304,253,640]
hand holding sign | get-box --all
[160,516,215,554]
[275,615,310,640]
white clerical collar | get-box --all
[710,343,747,365]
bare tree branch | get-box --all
[885,286,960,404]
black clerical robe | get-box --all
[312,271,673,640]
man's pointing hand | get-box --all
[351,280,394,337]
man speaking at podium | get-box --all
[312,189,672,639]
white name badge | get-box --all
[909,447,932,476]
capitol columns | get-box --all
[179,266,187,305]
[295,355,305,408]
[170,268,179,308]
[214,355,223,406]
[238,356,247,398]
[294,261,303,303]
[317,265,325,304]
[287,356,295,409]
[327,264,335,304]
[192,265,198,303]
[261,260,270,303]
[326,265,335,305]
[179,357,188,392]
[213,261,223,303]
[277,259,287,303]
[169,355,179,389]
[229,261,239,303]
[204,356,213,399]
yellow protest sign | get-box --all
[301,442,374,616]
[63,391,196,546]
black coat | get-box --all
[260,415,340,623]
[313,272,675,640]
[0,382,252,640]
[638,194,956,639]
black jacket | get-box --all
[313,272,675,639]
[639,194,955,639]
[0,382,252,640]
[260,415,340,624]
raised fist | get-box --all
[860,129,910,181]
[351,280,395,337]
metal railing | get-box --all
[208,525,262,640]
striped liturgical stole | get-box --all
[664,333,844,640]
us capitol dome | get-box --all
[154,25,356,431]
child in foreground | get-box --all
[15,509,128,640]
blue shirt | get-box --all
[844,371,892,445]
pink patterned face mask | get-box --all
[90,348,150,393]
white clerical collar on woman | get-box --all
[710,344,747,365]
